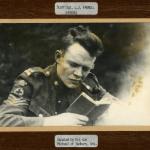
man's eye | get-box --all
[69,62,79,68]
[83,67,90,72]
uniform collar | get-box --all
[44,63,80,93]
[44,64,81,106]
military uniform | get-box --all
[0,64,115,126]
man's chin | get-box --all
[65,83,80,89]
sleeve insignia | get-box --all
[13,87,24,97]
[17,80,27,86]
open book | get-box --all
[66,92,113,121]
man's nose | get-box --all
[74,67,82,78]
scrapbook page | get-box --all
[0,0,150,150]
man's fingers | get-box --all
[77,119,88,125]
[71,113,89,122]
[78,116,89,122]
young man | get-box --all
[0,26,115,126]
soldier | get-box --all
[0,26,116,126]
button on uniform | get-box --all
[45,71,50,77]
[54,81,59,86]
[57,100,62,104]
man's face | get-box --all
[56,43,96,88]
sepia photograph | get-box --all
[0,21,150,127]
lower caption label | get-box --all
[55,135,98,147]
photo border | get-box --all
[0,18,150,132]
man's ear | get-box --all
[55,50,63,64]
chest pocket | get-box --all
[29,82,57,117]
[29,100,51,116]
[25,74,56,117]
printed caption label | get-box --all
[55,2,98,15]
[55,135,98,147]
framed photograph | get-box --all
[0,19,150,149]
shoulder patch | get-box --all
[23,67,44,77]
[43,65,53,77]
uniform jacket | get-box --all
[0,64,114,126]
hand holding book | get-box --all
[66,92,116,124]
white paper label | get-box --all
[55,2,98,15]
[55,135,98,147]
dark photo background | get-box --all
[0,23,146,103]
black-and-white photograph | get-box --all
[0,22,150,126]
